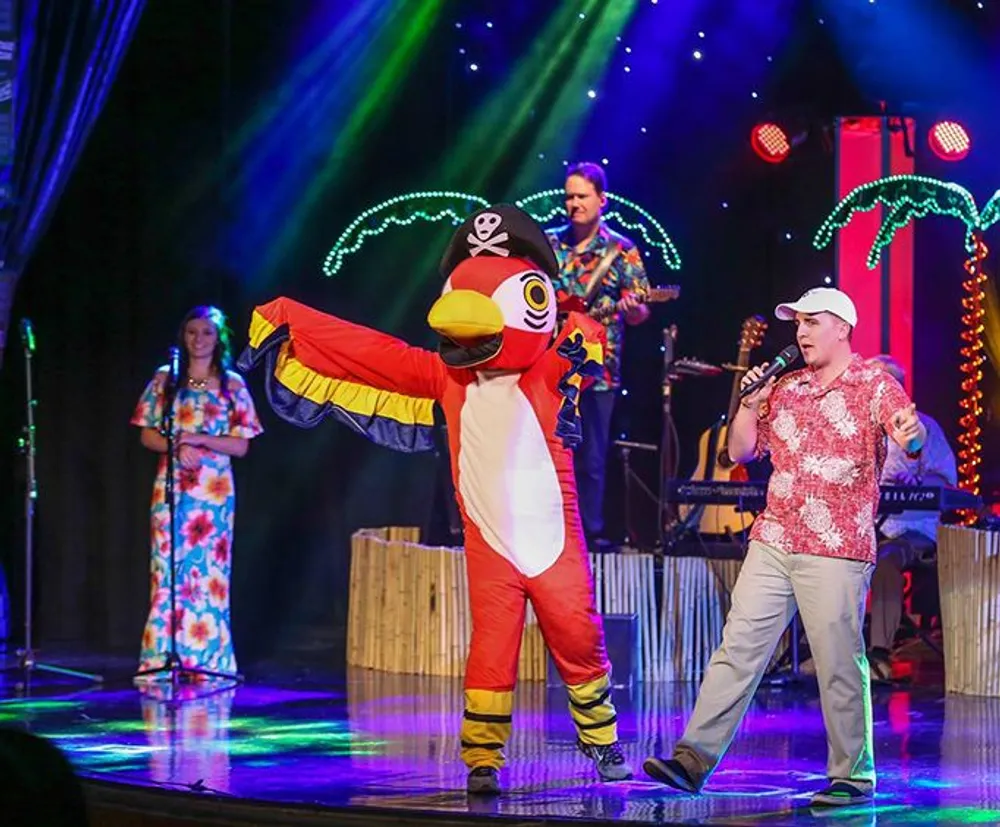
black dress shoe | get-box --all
[642,756,701,793]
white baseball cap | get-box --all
[774,287,858,327]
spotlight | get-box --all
[751,122,791,164]
[928,120,970,161]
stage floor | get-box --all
[2,651,998,826]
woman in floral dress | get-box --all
[131,306,263,681]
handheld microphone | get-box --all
[20,318,35,353]
[739,344,800,399]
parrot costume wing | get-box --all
[237,297,446,453]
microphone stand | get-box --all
[656,331,724,551]
[614,439,658,548]
[7,321,102,694]
[658,326,679,549]
[133,357,242,692]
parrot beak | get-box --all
[427,290,504,368]
[428,290,504,339]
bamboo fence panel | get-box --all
[349,530,796,683]
[348,529,545,678]
[938,525,1000,697]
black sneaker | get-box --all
[467,766,501,795]
[810,781,873,807]
[578,740,634,781]
[642,756,701,793]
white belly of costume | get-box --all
[457,373,565,578]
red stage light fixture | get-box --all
[751,122,791,163]
[928,120,971,162]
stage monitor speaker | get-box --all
[546,613,639,690]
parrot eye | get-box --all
[523,278,550,312]
[491,270,556,334]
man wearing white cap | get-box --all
[645,287,926,807]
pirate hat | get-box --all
[439,204,559,281]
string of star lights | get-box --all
[814,175,1000,506]
[515,189,682,270]
[323,191,490,277]
[323,188,681,276]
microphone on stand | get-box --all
[19,319,35,354]
[164,345,182,402]
[168,345,181,384]
[739,344,800,399]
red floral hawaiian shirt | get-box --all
[749,354,912,564]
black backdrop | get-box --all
[0,0,995,669]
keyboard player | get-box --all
[867,355,957,682]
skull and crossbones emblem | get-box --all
[467,212,510,257]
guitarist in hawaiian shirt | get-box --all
[547,162,651,552]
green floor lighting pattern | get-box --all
[8,674,1000,824]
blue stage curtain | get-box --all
[0,0,145,363]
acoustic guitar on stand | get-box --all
[680,315,767,536]
[558,285,680,322]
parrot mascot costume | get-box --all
[238,204,632,794]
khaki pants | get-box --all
[673,541,875,789]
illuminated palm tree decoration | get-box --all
[322,191,490,278]
[814,175,1000,509]
[515,189,682,270]
[322,189,681,277]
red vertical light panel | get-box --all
[834,116,915,395]
[887,121,915,396]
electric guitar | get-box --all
[681,315,767,535]
[558,285,680,322]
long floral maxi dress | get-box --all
[131,368,263,678]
